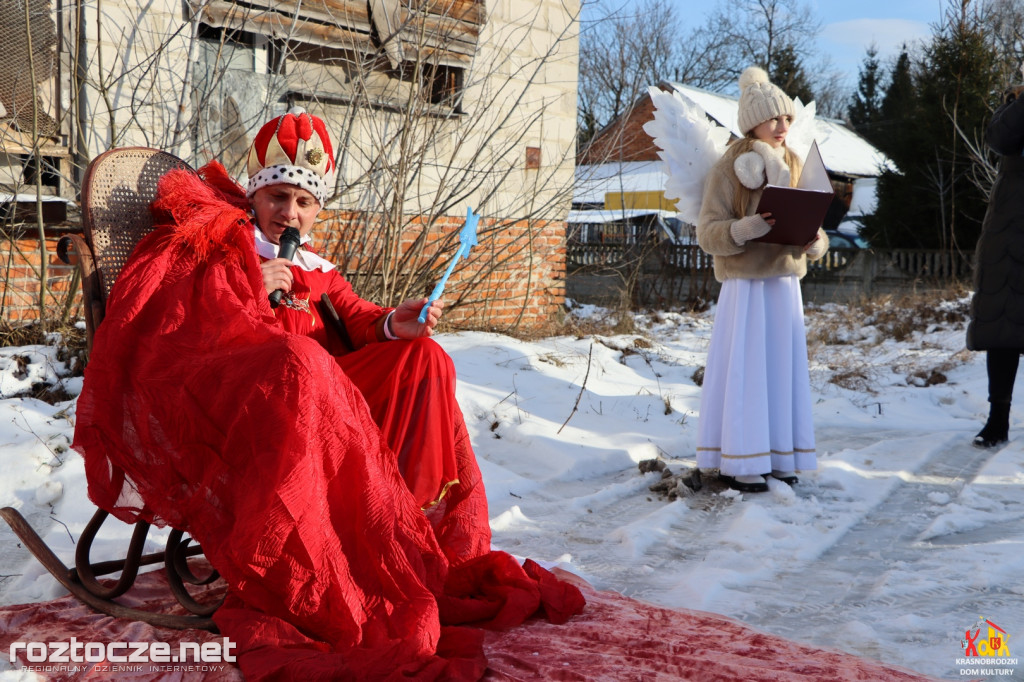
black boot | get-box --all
[974,402,1010,448]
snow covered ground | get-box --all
[1,294,1022,681]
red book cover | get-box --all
[753,141,833,246]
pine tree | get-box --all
[862,48,922,248]
[848,46,883,142]
[922,6,1001,252]
[865,3,1000,250]
[770,44,815,104]
[877,49,917,161]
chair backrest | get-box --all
[80,147,193,304]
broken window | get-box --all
[0,0,58,138]
[0,0,66,197]
[192,0,485,113]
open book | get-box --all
[752,141,834,246]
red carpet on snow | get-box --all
[0,567,947,681]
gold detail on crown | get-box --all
[306,148,324,166]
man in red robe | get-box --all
[72,109,583,681]
[246,108,481,553]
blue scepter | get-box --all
[418,207,480,323]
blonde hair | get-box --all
[722,135,803,219]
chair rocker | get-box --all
[0,147,224,630]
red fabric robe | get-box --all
[271,262,469,525]
[71,162,584,681]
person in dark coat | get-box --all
[966,85,1024,447]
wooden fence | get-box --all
[565,242,974,307]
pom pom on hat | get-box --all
[246,107,336,205]
[739,66,770,91]
[737,66,795,135]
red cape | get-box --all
[71,162,584,680]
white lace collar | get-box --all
[253,226,336,273]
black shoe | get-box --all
[973,402,1010,449]
[770,470,799,485]
[973,431,1008,449]
[718,474,768,493]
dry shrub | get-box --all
[828,367,879,393]
[807,286,974,394]
[0,321,86,355]
[846,288,971,342]
[807,287,971,347]
[509,304,619,341]
[907,369,947,387]
[612,313,636,335]
[31,383,77,403]
[0,321,52,347]
[0,321,88,400]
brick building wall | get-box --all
[578,91,662,166]
[0,230,81,323]
[0,214,565,332]
[315,211,567,332]
[1,0,578,332]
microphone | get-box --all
[269,227,301,308]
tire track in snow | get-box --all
[492,429,1023,679]
[727,431,1023,658]
[490,464,748,600]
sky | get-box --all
[811,0,942,83]
[2,294,1023,680]
[596,0,945,88]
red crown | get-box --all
[248,108,334,180]
[246,107,336,203]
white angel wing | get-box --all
[642,86,730,226]
[785,97,817,164]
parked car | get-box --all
[832,212,870,249]
[825,229,868,249]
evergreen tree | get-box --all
[876,49,917,161]
[865,3,1000,251]
[848,46,884,143]
[770,44,815,104]
[862,48,923,248]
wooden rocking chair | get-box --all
[0,147,224,630]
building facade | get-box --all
[0,0,579,330]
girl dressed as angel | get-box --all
[695,67,829,493]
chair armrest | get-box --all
[58,234,104,352]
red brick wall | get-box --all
[315,211,567,332]
[578,92,662,165]
[0,232,81,323]
[1,215,567,332]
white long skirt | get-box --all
[696,275,816,477]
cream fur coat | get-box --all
[696,141,828,283]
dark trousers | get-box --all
[987,349,1023,404]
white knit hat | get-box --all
[737,66,795,135]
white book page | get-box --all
[796,141,831,192]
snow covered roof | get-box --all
[573,161,668,204]
[665,81,894,178]
[567,208,678,224]
[0,193,71,203]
